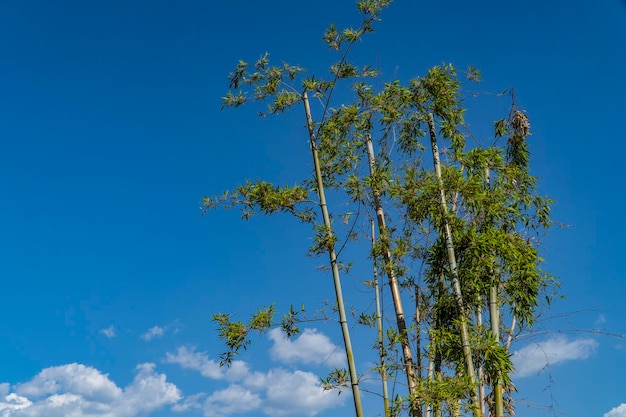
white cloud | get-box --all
[262,369,343,417]
[141,321,181,341]
[223,360,252,382]
[268,328,346,368]
[0,363,181,417]
[605,403,626,417]
[512,336,598,378]
[193,365,342,417]
[15,363,122,401]
[141,325,165,341]
[117,363,181,414]
[164,346,253,383]
[204,385,261,417]
[0,392,32,413]
[165,346,224,379]
[166,331,346,417]
[171,393,205,413]
[100,325,116,338]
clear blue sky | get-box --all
[0,1,625,416]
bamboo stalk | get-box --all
[485,166,504,417]
[425,349,434,417]
[366,132,419,416]
[505,316,517,350]
[372,220,391,417]
[489,286,504,417]
[427,113,482,417]
[416,285,422,378]
[303,91,364,417]
[477,305,486,416]
[433,271,445,417]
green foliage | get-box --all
[212,304,310,366]
[281,304,302,338]
[321,368,350,391]
[202,180,315,223]
[249,304,276,332]
[212,313,250,365]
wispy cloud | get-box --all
[142,325,165,341]
[512,336,598,378]
[165,328,346,417]
[268,328,345,368]
[165,346,224,379]
[605,403,626,417]
[171,392,206,413]
[0,363,180,416]
[141,321,181,341]
[100,325,116,338]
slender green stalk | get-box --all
[489,286,504,417]
[432,271,445,417]
[415,284,422,378]
[303,91,364,417]
[366,133,419,414]
[427,113,482,417]
[415,282,423,402]
[485,166,504,417]
[372,220,391,417]
[505,315,516,350]
[476,304,486,416]
[425,349,434,417]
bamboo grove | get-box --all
[203,1,554,416]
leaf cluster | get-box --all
[212,304,312,366]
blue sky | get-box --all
[0,1,625,416]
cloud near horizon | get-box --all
[0,363,180,417]
[165,328,346,417]
[512,336,598,378]
[0,328,345,417]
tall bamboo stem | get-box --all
[366,133,419,416]
[372,220,391,417]
[425,349,434,417]
[505,316,516,350]
[433,271,445,417]
[303,92,363,417]
[427,113,482,417]
[485,167,504,417]
[477,305,486,416]
[415,285,422,378]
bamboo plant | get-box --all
[204,2,555,416]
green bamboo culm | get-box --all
[366,132,419,416]
[484,166,505,417]
[372,220,391,417]
[427,113,483,417]
[303,91,364,417]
